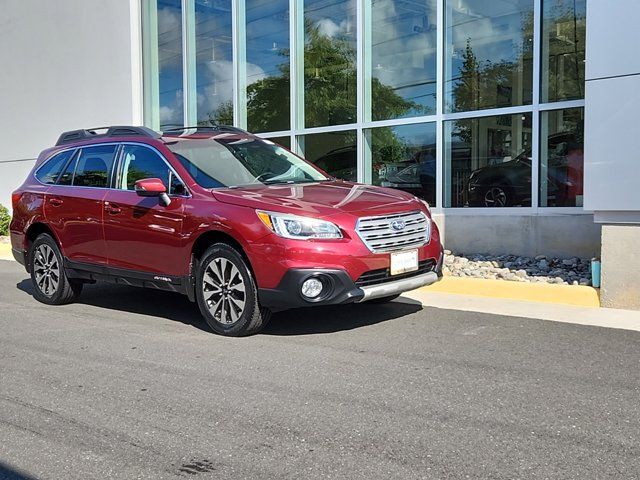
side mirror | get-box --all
[134,178,171,206]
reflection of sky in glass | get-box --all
[371,0,437,120]
[445,0,533,112]
[304,0,357,128]
[246,0,289,84]
[195,0,233,124]
[246,0,290,131]
[157,0,184,127]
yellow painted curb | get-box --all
[0,242,13,261]
[421,276,600,308]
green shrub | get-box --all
[0,204,10,236]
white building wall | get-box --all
[584,0,640,309]
[584,0,640,220]
[0,0,142,209]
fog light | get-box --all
[301,278,323,299]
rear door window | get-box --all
[36,150,75,184]
[56,145,117,188]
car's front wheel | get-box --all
[195,243,271,336]
[29,233,83,305]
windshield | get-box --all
[167,137,329,188]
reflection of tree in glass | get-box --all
[452,12,533,142]
[544,1,585,101]
[452,12,533,115]
[201,100,233,127]
[201,20,418,132]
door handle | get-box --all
[104,202,122,215]
[48,197,63,207]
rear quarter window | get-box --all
[35,150,75,184]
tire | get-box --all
[195,243,271,336]
[481,183,512,207]
[366,294,400,304]
[29,233,83,305]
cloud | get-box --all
[316,18,353,38]
[157,7,183,68]
[196,59,266,117]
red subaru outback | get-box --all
[10,126,443,336]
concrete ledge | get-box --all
[421,276,600,308]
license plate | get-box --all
[390,249,419,276]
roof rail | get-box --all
[55,126,162,146]
[162,125,249,136]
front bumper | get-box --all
[12,248,26,267]
[258,252,443,311]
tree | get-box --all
[203,19,418,134]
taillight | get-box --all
[11,191,23,210]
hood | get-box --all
[212,181,422,219]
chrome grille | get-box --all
[355,210,430,253]
[355,260,437,287]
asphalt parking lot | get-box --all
[1,260,639,479]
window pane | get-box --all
[301,131,356,181]
[246,0,290,132]
[120,145,185,195]
[540,108,584,207]
[541,0,586,102]
[57,154,76,186]
[445,113,532,207]
[196,1,233,125]
[157,0,184,128]
[371,0,437,120]
[304,0,357,128]
[371,123,437,205]
[73,145,117,188]
[445,0,533,113]
[267,136,291,149]
[36,150,75,185]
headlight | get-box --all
[256,210,343,240]
[418,198,431,213]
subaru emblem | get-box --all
[390,220,406,231]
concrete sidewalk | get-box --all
[404,289,640,333]
[0,241,11,261]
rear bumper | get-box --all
[258,251,442,311]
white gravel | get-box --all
[443,250,593,286]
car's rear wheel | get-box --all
[482,184,511,207]
[29,233,83,305]
[195,243,271,336]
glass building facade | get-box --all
[142,0,585,210]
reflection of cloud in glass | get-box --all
[316,18,352,38]
[158,7,182,68]
[449,0,530,63]
[371,0,437,118]
[157,2,184,126]
[446,0,533,112]
[196,59,265,117]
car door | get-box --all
[44,144,118,265]
[102,143,188,276]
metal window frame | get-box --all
[142,0,587,216]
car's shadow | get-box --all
[16,279,422,336]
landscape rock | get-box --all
[443,251,592,286]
